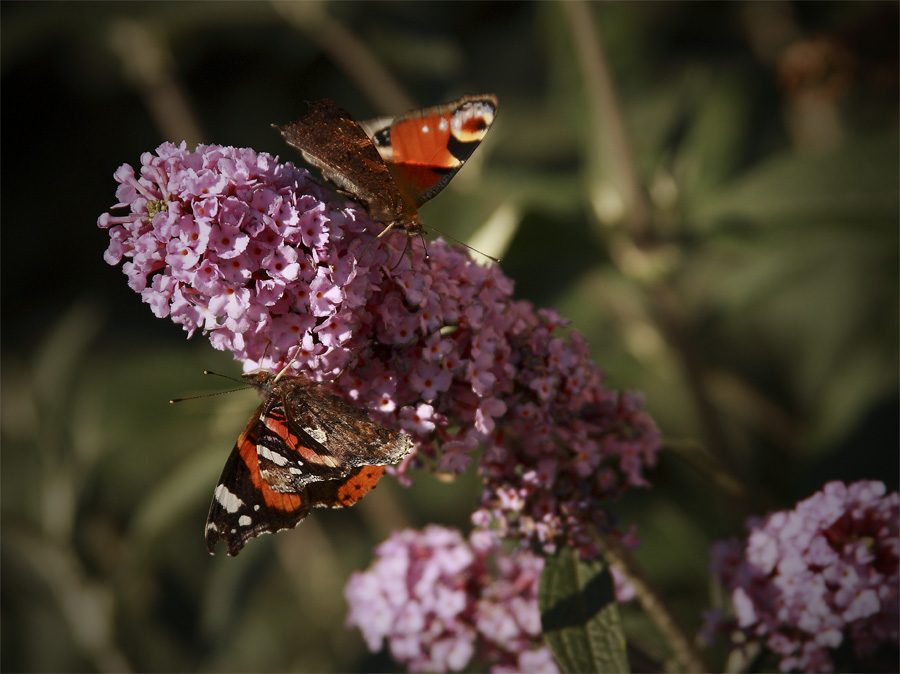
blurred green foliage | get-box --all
[1,1,897,672]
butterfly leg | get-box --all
[357,221,398,264]
[388,234,415,271]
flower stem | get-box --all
[599,534,709,673]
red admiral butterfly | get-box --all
[204,367,414,556]
[273,94,499,245]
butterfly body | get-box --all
[274,94,499,240]
[206,369,414,556]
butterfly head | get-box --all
[241,369,278,395]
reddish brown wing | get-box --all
[277,375,415,474]
[205,425,388,556]
[205,411,311,556]
[206,370,415,556]
[251,397,349,489]
[308,465,387,509]
[246,372,414,493]
[361,94,499,207]
[274,100,421,235]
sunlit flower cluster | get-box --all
[97,142,659,556]
[344,525,556,673]
[704,480,899,672]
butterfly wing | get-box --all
[250,375,413,493]
[205,409,312,556]
[206,373,415,556]
[361,94,499,207]
[252,391,353,491]
[206,450,387,556]
[308,464,388,510]
[281,379,415,471]
[274,100,419,231]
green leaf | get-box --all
[539,548,629,673]
[691,135,899,228]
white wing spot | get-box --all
[254,505,260,511]
[215,484,244,513]
[421,124,430,133]
[303,426,327,445]
[399,434,415,454]
[239,515,252,527]
[259,444,289,466]
[439,118,449,131]
[206,522,218,532]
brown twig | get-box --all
[599,534,710,673]
[559,0,741,480]
[561,1,747,670]
[272,0,416,115]
[107,18,206,145]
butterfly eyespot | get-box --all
[274,95,498,245]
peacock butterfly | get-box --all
[273,94,499,248]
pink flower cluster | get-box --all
[705,480,899,672]
[344,525,557,673]
[97,142,377,371]
[97,142,660,555]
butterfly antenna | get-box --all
[170,371,255,403]
[203,370,247,385]
[426,225,499,263]
[389,234,413,271]
[170,387,255,404]
[274,348,302,382]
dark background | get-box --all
[2,2,897,672]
